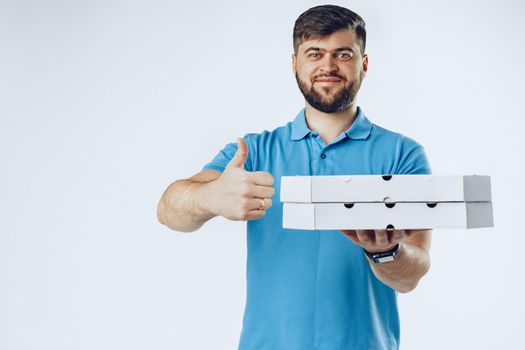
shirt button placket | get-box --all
[319,146,330,174]
[310,132,323,174]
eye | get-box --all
[308,52,321,59]
[338,53,352,59]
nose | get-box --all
[319,55,338,74]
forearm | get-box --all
[157,179,216,232]
[369,243,430,293]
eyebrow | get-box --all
[304,46,355,54]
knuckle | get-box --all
[239,183,251,196]
[240,198,251,211]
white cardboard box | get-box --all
[280,175,492,203]
[282,202,494,230]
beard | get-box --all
[295,71,364,113]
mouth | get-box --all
[314,77,343,85]
[314,80,342,87]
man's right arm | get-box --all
[157,169,222,232]
[156,138,275,232]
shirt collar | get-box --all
[290,106,372,141]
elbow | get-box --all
[156,196,178,230]
[156,197,200,233]
[156,197,168,226]
[156,180,184,228]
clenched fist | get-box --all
[206,138,275,221]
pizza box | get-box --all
[282,201,494,230]
[280,175,491,203]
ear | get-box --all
[291,53,297,75]
[362,53,369,73]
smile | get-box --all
[315,79,342,86]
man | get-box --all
[157,5,431,349]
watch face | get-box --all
[376,255,396,264]
[366,243,400,264]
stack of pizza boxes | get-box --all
[280,175,493,230]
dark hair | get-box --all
[293,5,366,55]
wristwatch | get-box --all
[364,243,401,264]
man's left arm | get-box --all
[340,229,431,293]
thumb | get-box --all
[227,138,249,169]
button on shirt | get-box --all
[202,106,431,350]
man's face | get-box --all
[292,29,368,113]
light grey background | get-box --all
[1,0,524,349]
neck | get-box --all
[304,103,359,144]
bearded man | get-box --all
[157,5,432,350]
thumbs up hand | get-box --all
[207,138,275,221]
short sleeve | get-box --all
[202,135,254,173]
[396,137,432,175]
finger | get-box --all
[252,184,276,198]
[227,138,248,169]
[356,230,375,246]
[259,197,273,209]
[340,230,362,246]
[245,197,273,211]
[245,209,266,220]
[249,171,275,186]
[390,229,405,243]
[375,229,390,246]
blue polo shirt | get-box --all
[202,106,431,350]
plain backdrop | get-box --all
[1,0,524,349]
